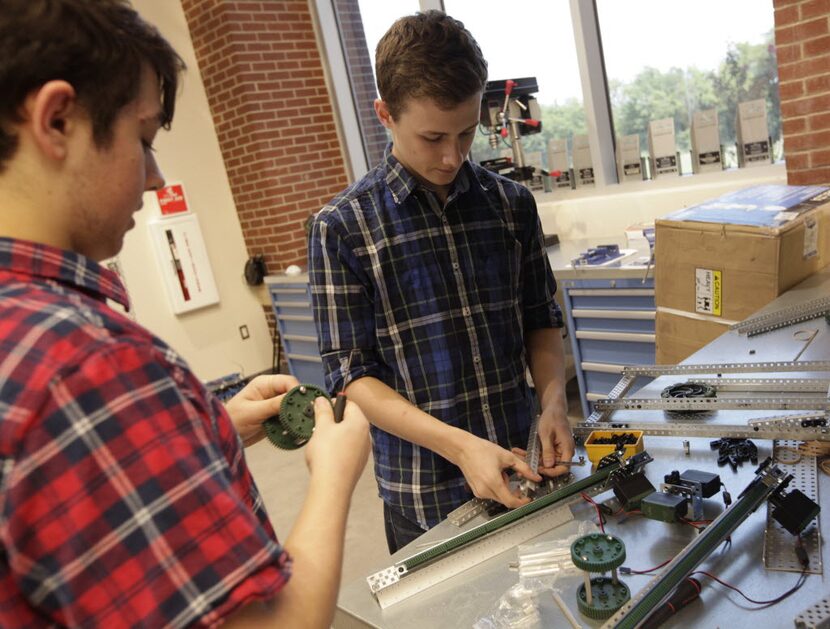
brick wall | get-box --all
[180,0,351,270]
[774,0,830,184]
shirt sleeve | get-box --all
[2,340,290,628]
[308,210,387,394]
[517,187,564,331]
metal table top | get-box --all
[334,268,830,629]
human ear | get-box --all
[25,80,78,161]
[374,99,393,129]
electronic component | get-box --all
[612,471,656,510]
[263,384,328,450]
[770,488,821,536]
[641,492,688,523]
[678,470,721,498]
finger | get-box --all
[490,478,531,509]
[313,396,334,426]
[540,433,557,469]
[252,374,301,398]
[510,447,527,459]
[506,454,542,482]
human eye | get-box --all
[422,135,442,143]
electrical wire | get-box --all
[581,492,605,533]
[692,570,808,607]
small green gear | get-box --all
[576,577,630,619]
[570,533,626,573]
[263,384,330,449]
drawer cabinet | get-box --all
[266,274,326,388]
[560,279,655,418]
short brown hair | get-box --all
[0,0,185,170]
[375,10,487,119]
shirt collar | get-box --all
[382,143,475,205]
[0,237,129,309]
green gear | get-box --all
[263,421,308,450]
[576,577,630,619]
[279,384,330,440]
[263,384,330,449]
[570,533,626,573]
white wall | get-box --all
[114,1,273,382]
[536,164,787,241]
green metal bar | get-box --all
[400,460,622,571]
[610,472,780,629]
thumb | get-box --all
[313,396,334,426]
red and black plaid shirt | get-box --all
[0,238,290,627]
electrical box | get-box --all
[642,492,687,523]
[573,134,595,187]
[648,118,678,177]
[617,134,642,182]
[737,99,771,167]
[691,109,722,173]
[679,470,721,498]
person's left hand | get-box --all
[224,374,300,446]
[512,409,575,478]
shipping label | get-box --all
[803,216,818,259]
[695,268,722,316]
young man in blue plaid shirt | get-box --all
[309,10,574,553]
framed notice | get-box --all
[148,214,220,314]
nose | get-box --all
[442,139,464,170]
[145,150,166,191]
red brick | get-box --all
[789,167,830,184]
[774,4,800,26]
[784,129,830,150]
[784,152,810,169]
[809,111,830,129]
[782,93,830,117]
[776,42,802,63]
[811,149,830,166]
[779,79,805,99]
[804,34,830,56]
[783,116,807,135]
[778,54,830,81]
[802,0,830,19]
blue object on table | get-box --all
[572,244,623,266]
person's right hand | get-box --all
[305,397,370,493]
[452,433,542,509]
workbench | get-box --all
[334,266,830,628]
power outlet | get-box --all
[239,324,250,340]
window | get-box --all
[443,0,587,167]
[596,0,780,172]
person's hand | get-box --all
[453,433,542,509]
[224,374,300,446]
[305,397,370,493]
[537,408,575,477]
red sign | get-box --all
[156,183,189,216]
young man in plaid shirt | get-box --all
[309,11,575,554]
[0,1,369,626]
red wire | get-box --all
[580,492,605,533]
[626,557,673,574]
[693,570,806,605]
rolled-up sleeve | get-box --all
[517,190,563,331]
[308,211,386,395]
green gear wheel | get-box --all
[263,384,330,449]
[263,421,308,450]
[576,577,630,619]
[570,533,626,573]
[279,384,330,440]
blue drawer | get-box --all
[282,336,320,358]
[577,339,655,365]
[569,294,655,310]
[288,359,326,388]
[573,316,655,334]
[269,285,310,304]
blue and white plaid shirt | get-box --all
[308,146,562,529]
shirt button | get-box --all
[462,307,470,316]
[482,403,489,411]
[452,262,459,270]
[473,356,480,363]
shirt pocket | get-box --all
[470,233,521,310]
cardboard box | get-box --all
[655,185,830,324]
[573,134,595,187]
[691,109,722,174]
[617,134,642,182]
[648,118,678,177]
[737,99,770,167]
[655,309,733,364]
